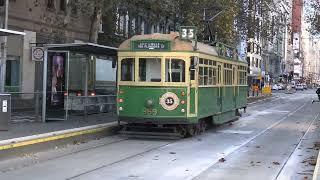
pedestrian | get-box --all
[312,87,320,103]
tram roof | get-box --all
[118,32,219,56]
[46,43,118,56]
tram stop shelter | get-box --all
[41,43,118,122]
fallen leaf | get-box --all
[169,152,176,154]
[309,160,317,166]
[273,161,280,165]
[256,161,261,163]
[255,146,261,148]
[219,158,226,162]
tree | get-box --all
[306,0,320,35]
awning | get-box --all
[45,43,118,56]
[0,28,25,36]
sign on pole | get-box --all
[31,47,44,61]
[179,26,197,40]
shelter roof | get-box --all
[46,43,118,56]
[0,28,25,36]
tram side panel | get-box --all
[236,86,247,109]
[197,87,220,119]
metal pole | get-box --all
[42,49,48,122]
[0,0,8,93]
[83,55,88,119]
[65,52,69,120]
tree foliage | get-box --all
[71,0,279,46]
[305,0,320,35]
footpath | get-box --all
[0,94,271,157]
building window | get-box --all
[5,56,20,92]
[47,0,55,9]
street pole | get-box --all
[0,0,8,93]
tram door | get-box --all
[46,51,68,121]
[217,63,223,112]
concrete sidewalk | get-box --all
[0,113,117,141]
[247,94,272,104]
[313,141,320,180]
[0,113,119,152]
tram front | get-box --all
[117,33,197,130]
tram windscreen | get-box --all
[121,58,134,81]
[165,59,185,82]
[139,58,161,82]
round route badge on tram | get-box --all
[159,92,180,111]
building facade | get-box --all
[4,0,91,93]
[292,0,303,78]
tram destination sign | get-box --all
[131,40,171,51]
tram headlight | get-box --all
[119,107,123,111]
[181,91,185,96]
[181,109,185,113]
[181,100,185,104]
[118,98,124,103]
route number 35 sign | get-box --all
[179,26,197,40]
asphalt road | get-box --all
[0,90,319,180]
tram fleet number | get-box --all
[144,108,157,116]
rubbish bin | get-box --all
[0,94,10,131]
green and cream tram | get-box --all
[117,32,247,138]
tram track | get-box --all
[274,113,320,179]
[193,100,310,180]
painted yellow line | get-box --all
[0,126,111,151]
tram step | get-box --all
[119,130,183,140]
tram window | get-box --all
[212,68,217,85]
[121,58,134,81]
[165,59,185,82]
[208,68,213,85]
[204,67,208,85]
[199,66,204,85]
[218,65,221,84]
[139,58,161,82]
[199,58,203,64]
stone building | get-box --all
[4,0,91,93]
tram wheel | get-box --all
[200,120,207,133]
[187,124,197,137]
[177,125,187,137]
